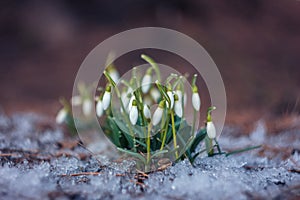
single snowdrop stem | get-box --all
[205,106,217,156]
[141,54,161,82]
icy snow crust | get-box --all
[0,113,299,199]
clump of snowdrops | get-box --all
[57,54,259,172]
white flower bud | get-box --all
[56,108,67,124]
[192,92,201,111]
[96,100,103,117]
[129,100,138,125]
[82,99,93,116]
[206,121,216,139]
[102,86,111,111]
[141,74,152,93]
[108,68,119,84]
[127,95,135,113]
[143,104,151,119]
[71,96,82,106]
[175,90,183,102]
[150,88,160,102]
[167,91,174,109]
[152,101,165,126]
[174,99,183,118]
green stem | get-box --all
[146,123,152,164]
[160,113,170,150]
[191,109,197,136]
[171,111,178,159]
[141,54,161,81]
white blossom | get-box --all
[102,88,111,111]
[96,100,104,117]
[192,92,201,111]
[82,99,93,116]
[174,99,183,117]
[175,90,183,102]
[152,101,165,126]
[127,95,135,113]
[167,91,174,109]
[206,121,216,139]
[143,104,151,119]
[150,88,160,102]
[108,69,120,83]
[129,100,138,125]
[71,96,82,106]
[56,108,67,124]
[141,74,152,93]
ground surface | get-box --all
[0,113,299,200]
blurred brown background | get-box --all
[0,0,299,132]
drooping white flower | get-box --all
[166,91,174,109]
[121,91,130,108]
[152,101,165,126]
[143,104,151,119]
[174,94,183,117]
[96,100,104,117]
[71,96,82,106]
[82,99,93,116]
[175,90,183,102]
[141,74,152,93]
[206,121,216,139]
[129,100,138,125]
[56,108,67,124]
[109,69,119,84]
[127,95,135,113]
[150,88,160,103]
[102,86,111,110]
[192,92,201,111]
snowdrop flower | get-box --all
[107,66,119,84]
[174,94,183,117]
[166,90,174,109]
[71,96,82,106]
[141,69,152,93]
[129,100,138,125]
[127,95,135,113]
[143,104,151,120]
[102,85,111,110]
[121,90,130,108]
[192,86,201,111]
[152,100,165,126]
[206,106,217,139]
[175,90,183,102]
[206,121,216,139]
[96,100,104,117]
[150,88,160,103]
[56,108,67,124]
[82,99,93,116]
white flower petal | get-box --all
[82,99,93,116]
[207,121,216,139]
[143,104,151,119]
[141,74,152,93]
[150,88,160,102]
[129,106,138,125]
[71,96,82,106]
[102,91,111,110]
[56,109,67,124]
[109,70,120,83]
[174,101,183,117]
[167,91,174,108]
[96,101,103,117]
[152,107,163,126]
[192,92,201,111]
[175,90,183,102]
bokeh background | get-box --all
[1,0,300,133]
